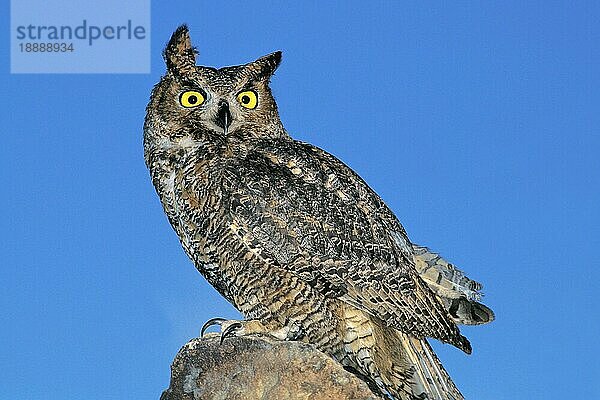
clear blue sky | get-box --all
[1,2,599,399]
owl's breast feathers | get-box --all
[155,137,471,353]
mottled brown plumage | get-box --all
[144,25,493,399]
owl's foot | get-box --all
[200,318,302,344]
[200,317,227,338]
[200,318,269,344]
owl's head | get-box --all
[144,25,285,156]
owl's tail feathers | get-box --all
[402,335,464,400]
[412,244,495,326]
[372,321,464,400]
[441,296,495,326]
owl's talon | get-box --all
[220,322,243,344]
[200,317,228,338]
[200,318,266,342]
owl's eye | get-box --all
[179,90,205,108]
[237,90,258,109]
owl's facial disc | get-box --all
[158,26,285,140]
[215,100,232,135]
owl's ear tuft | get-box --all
[247,51,282,80]
[163,24,198,74]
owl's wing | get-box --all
[413,245,495,325]
[217,139,471,353]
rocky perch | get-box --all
[160,334,380,400]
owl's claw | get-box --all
[220,322,243,344]
[200,318,261,344]
[200,317,227,338]
[199,318,286,344]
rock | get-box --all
[160,334,380,400]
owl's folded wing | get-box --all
[217,139,471,353]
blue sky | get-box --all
[1,1,599,399]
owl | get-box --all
[144,25,494,400]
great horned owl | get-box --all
[144,25,494,400]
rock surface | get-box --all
[160,334,380,400]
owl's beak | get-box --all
[216,101,232,134]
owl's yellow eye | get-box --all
[237,90,258,109]
[179,90,205,108]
